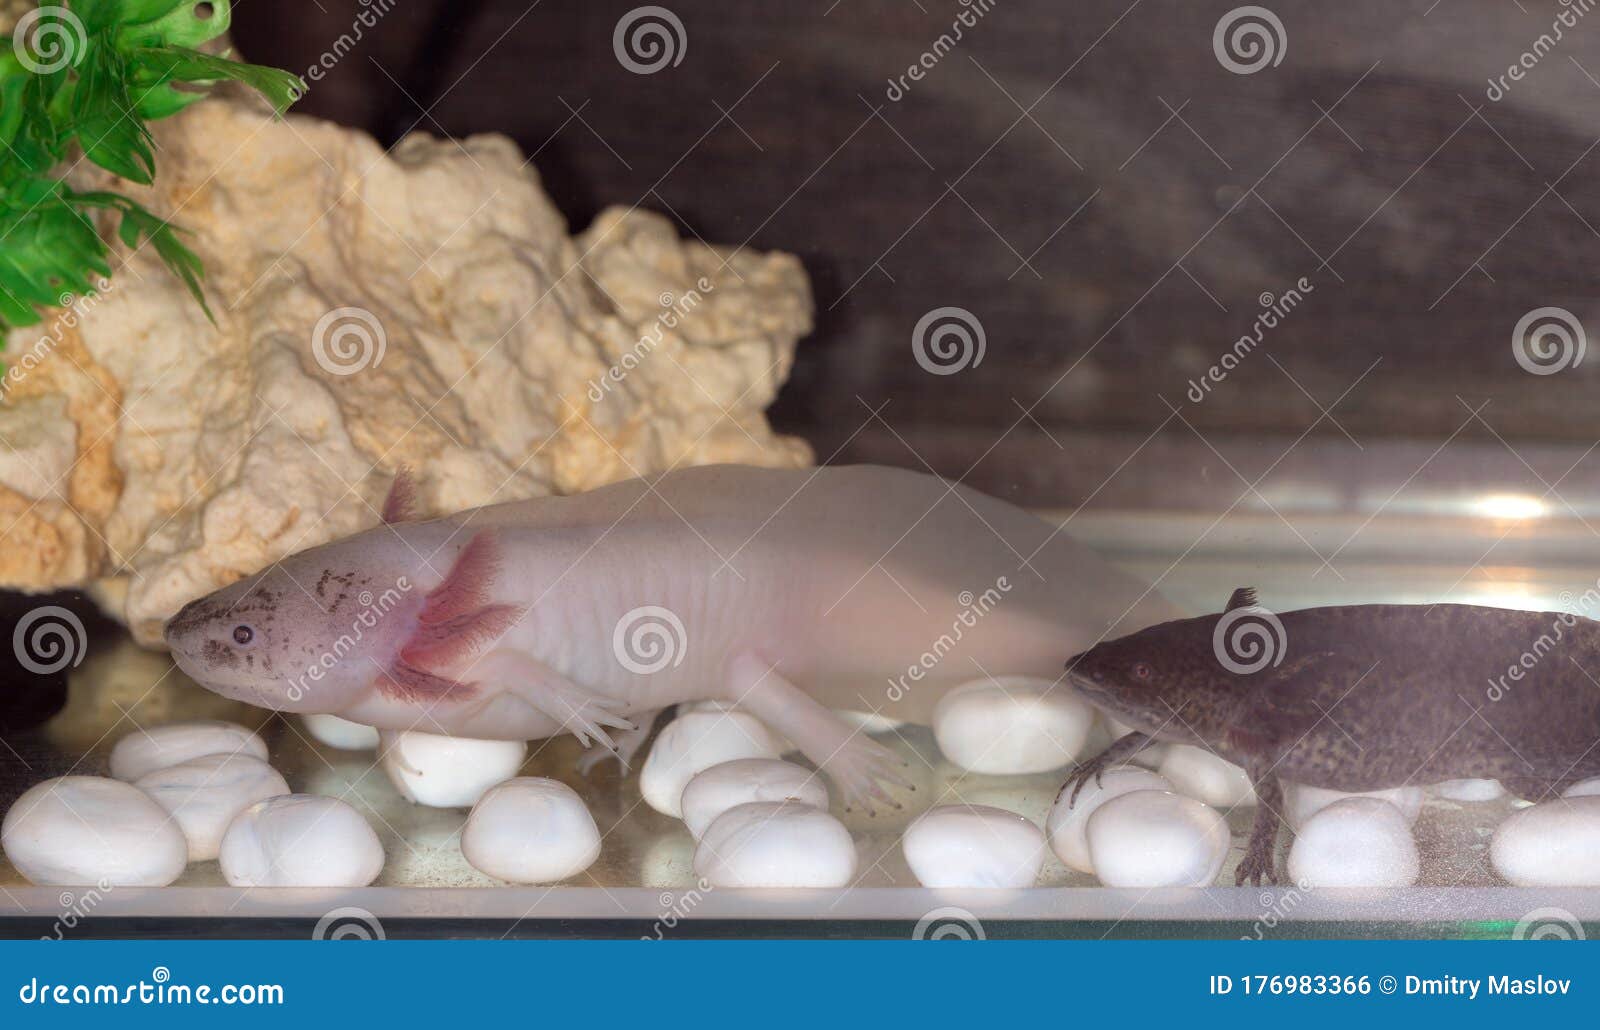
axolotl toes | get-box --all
[164,464,1183,806]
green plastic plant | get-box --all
[0,1,302,344]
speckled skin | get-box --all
[1064,592,1600,884]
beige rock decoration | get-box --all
[0,93,813,646]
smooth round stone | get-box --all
[302,713,380,750]
[680,759,829,839]
[136,753,290,861]
[640,711,780,818]
[932,677,1094,775]
[694,801,856,888]
[1430,778,1506,802]
[2,776,188,886]
[1287,797,1420,888]
[380,730,525,808]
[1046,766,1172,874]
[1562,777,1600,799]
[1491,796,1600,886]
[461,778,601,883]
[1106,716,1168,769]
[1085,789,1229,888]
[902,804,1046,888]
[218,794,384,887]
[1158,746,1256,808]
[109,721,267,782]
[1284,781,1424,830]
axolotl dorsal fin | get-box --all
[1225,586,1259,611]
[376,530,525,700]
[381,467,417,524]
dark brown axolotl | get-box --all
[1061,588,1600,885]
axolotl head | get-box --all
[164,540,420,715]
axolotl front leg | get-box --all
[465,649,636,752]
[727,652,912,811]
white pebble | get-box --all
[1491,796,1600,886]
[1085,789,1229,888]
[461,778,601,884]
[1562,777,1600,799]
[1106,716,1168,769]
[380,730,525,808]
[902,805,1045,888]
[1287,797,1420,888]
[680,759,829,839]
[694,801,856,888]
[136,754,290,861]
[109,721,267,782]
[218,794,384,887]
[1157,746,1256,808]
[1283,781,1423,830]
[301,713,380,750]
[933,677,1094,775]
[3,777,188,886]
[1429,778,1505,802]
[1046,766,1172,874]
[640,710,780,817]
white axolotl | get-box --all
[164,464,1181,803]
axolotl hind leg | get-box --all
[727,652,912,813]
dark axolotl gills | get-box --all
[1061,587,1600,885]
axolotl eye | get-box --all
[232,624,257,648]
[1132,661,1153,681]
